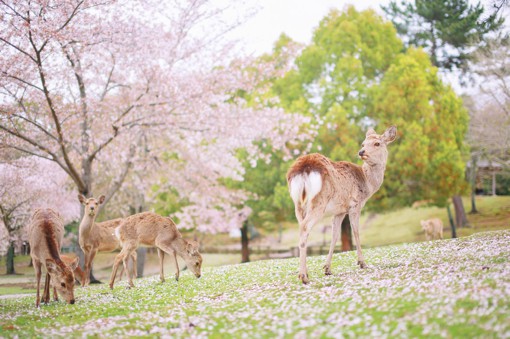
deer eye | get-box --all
[61,282,66,287]
[375,142,380,146]
[195,262,199,266]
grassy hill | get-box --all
[1,230,509,338]
[252,195,510,250]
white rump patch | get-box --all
[306,171,322,202]
[114,226,122,242]
[289,171,322,205]
[289,175,305,204]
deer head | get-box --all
[46,258,79,304]
[358,126,397,166]
[78,194,105,217]
[420,220,430,231]
[182,240,202,278]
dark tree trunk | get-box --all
[6,241,16,274]
[241,221,250,263]
[447,205,457,239]
[136,247,146,278]
[452,195,468,228]
[469,154,478,214]
[341,215,353,252]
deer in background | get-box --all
[28,208,79,307]
[420,218,443,240]
[78,194,135,286]
[109,211,202,289]
[287,126,397,284]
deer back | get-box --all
[117,212,180,246]
[28,209,65,261]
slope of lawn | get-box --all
[241,196,510,251]
[361,195,510,247]
[1,230,509,338]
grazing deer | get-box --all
[420,218,443,240]
[287,126,397,284]
[28,209,79,307]
[78,194,135,286]
[109,211,202,289]
[61,254,86,285]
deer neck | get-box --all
[362,161,387,196]
[171,237,187,256]
[79,213,96,239]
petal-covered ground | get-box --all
[1,231,509,338]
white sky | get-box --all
[232,0,390,56]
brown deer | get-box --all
[78,194,135,286]
[61,254,86,285]
[28,208,79,307]
[287,126,397,284]
[109,211,202,289]
[420,218,443,240]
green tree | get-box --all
[371,48,469,209]
[382,0,504,72]
[276,7,402,159]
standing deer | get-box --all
[287,126,397,284]
[78,194,135,286]
[28,208,79,307]
[109,211,202,289]
[420,218,443,240]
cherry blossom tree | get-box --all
[0,0,310,241]
[0,157,78,274]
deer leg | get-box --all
[298,214,321,284]
[324,214,345,275]
[157,248,165,282]
[83,250,92,287]
[42,272,51,304]
[131,251,138,280]
[85,249,98,286]
[173,250,180,281]
[109,245,133,289]
[34,260,42,308]
[53,286,58,302]
[349,209,366,268]
[122,256,133,288]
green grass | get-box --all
[1,230,509,338]
[274,195,510,249]
[361,195,510,247]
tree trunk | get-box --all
[341,215,353,252]
[469,154,478,214]
[241,221,250,263]
[136,248,146,278]
[447,205,457,239]
[452,195,468,228]
[6,241,16,275]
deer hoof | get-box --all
[358,261,367,269]
[323,265,332,276]
[175,274,179,282]
[298,273,309,284]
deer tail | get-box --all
[289,171,322,207]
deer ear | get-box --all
[381,126,397,144]
[78,194,86,204]
[98,195,106,204]
[46,259,59,274]
[186,241,198,255]
[366,128,377,137]
[69,257,80,271]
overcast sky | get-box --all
[232,0,391,56]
